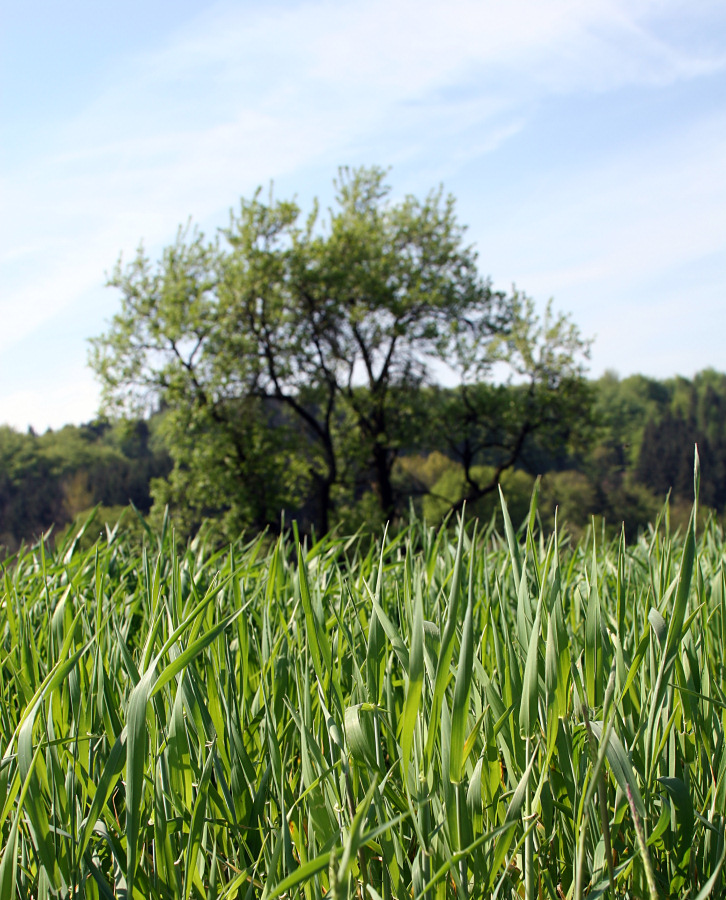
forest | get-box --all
[2,168,725,551]
[1,368,725,553]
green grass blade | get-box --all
[425,519,465,772]
[450,552,475,784]
[519,593,542,737]
[401,576,425,782]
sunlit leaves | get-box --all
[0,480,723,898]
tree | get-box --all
[426,295,592,511]
[634,370,726,511]
[0,420,170,552]
[91,167,590,536]
[0,427,61,550]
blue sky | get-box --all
[1,0,725,430]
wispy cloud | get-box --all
[476,107,726,376]
[1,0,725,427]
[0,373,99,434]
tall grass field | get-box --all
[1,468,724,898]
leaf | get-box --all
[424,519,465,772]
[149,607,244,699]
[0,742,43,900]
[264,851,331,900]
[125,669,155,898]
[77,732,127,861]
[337,776,379,883]
[183,750,215,900]
[646,511,696,777]
[693,821,725,900]
[345,704,380,771]
[657,775,694,870]
[648,608,667,647]
[369,592,410,676]
[297,545,332,689]
[499,485,522,594]
[450,549,476,784]
[585,542,602,708]
[401,576,425,780]
[589,721,646,818]
[545,602,559,715]
[486,748,537,884]
[519,595,542,737]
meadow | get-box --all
[0,470,724,899]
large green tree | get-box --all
[91,167,590,535]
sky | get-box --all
[1,0,725,431]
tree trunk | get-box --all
[317,474,331,535]
[372,443,395,523]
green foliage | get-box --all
[592,370,669,468]
[148,398,309,539]
[55,505,150,552]
[2,483,724,897]
[583,369,726,538]
[0,420,170,552]
[8,363,726,549]
[0,426,62,549]
[415,457,535,527]
[637,370,726,510]
[539,470,599,534]
[90,167,590,536]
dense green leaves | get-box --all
[89,166,590,538]
[8,366,726,551]
[0,419,170,552]
[1,484,725,898]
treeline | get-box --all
[2,368,724,551]
[4,169,722,549]
[0,419,170,552]
[548,367,726,534]
[415,367,726,538]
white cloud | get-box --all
[474,110,726,378]
[0,370,99,433]
[490,110,726,291]
[1,0,725,426]
[153,0,721,96]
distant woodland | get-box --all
[4,170,723,551]
[1,369,725,552]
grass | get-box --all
[0,475,725,899]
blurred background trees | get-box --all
[87,167,590,540]
[2,168,725,550]
[0,418,170,552]
[2,369,726,551]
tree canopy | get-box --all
[7,370,726,550]
[90,166,591,537]
[0,419,170,552]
